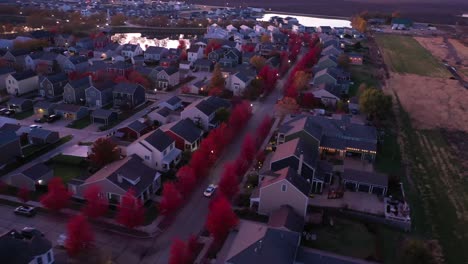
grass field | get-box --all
[46,154,89,183]
[375,35,450,78]
[397,98,468,264]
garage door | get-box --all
[345,182,357,191]
[358,184,370,193]
[372,186,385,196]
[93,117,106,124]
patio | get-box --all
[309,191,385,216]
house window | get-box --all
[281,184,287,192]
[163,150,167,155]
[185,143,191,150]
[144,155,150,160]
[36,256,43,264]
[47,251,52,262]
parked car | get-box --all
[203,184,217,197]
[21,227,44,239]
[4,110,15,116]
[14,206,36,217]
[46,114,60,123]
[29,124,42,130]
[34,118,45,123]
[0,108,8,115]
[57,234,68,248]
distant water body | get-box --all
[261,13,351,28]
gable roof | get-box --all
[261,167,311,196]
[28,128,55,139]
[0,67,15,75]
[143,129,174,152]
[113,82,142,94]
[268,205,305,233]
[165,96,182,106]
[43,72,68,84]
[20,163,52,180]
[55,103,87,113]
[67,76,92,90]
[11,70,37,81]
[127,120,148,133]
[0,131,18,146]
[122,44,139,52]
[168,118,203,143]
[145,46,168,54]
[156,106,172,117]
[227,227,300,264]
[343,169,388,187]
[91,108,116,119]
[0,229,52,264]
[271,137,319,169]
[69,55,88,65]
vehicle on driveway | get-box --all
[34,118,45,123]
[4,109,15,116]
[46,114,60,123]
[57,234,68,248]
[0,108,8,115]
[29,124,42,130]
[14,206,37,217]
[21,227,44,239]
[203,184,217,197]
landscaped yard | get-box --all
[348,62,381,97]
[14,109,33,120]
[67,116,92,129]
[45,154,89,184]
[375,35,450,78]
[396,97,468,264]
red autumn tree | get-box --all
[82,185,108,219]
[40,178,71,211]
[218,163,240,199]
[301,93,316,108]
[190,150,210,179]
[88,137,120,168]
[233,156,249,178]
[256,115,273,144]
[66,214,94,256]
[116,189,145,229]
[17,187,30,203]
[204,40,222,56]
[178,39,187,51]
[240,134,256,163]
[159,182,183,215]
[176,166,197,197]
[128,71,151,89]
[228,101,252,131]
[206,196,239,241]
[168,235,199,264]
[242,44,255,52]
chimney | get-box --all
[297,152,304,175]
[117,173,123,183]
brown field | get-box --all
[387,73,468,132]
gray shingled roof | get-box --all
[145,46,167,54]
[44,72,68,84]
[21,163,52,180]
[272,137,319,170]
[343,169,388,187]
[144,129,174,152]
[156,107,172,117]
[113,83,141,94]
[55,103,86,113]
[165,96,182,106]
[169,118,202,143]
[34,101,56,110]
[127,120,148,133]
[67,76,91,90]
[227,228,300,264]
[0,131,18,146]
[107,155,158,194]
[0,229,52,264]
[28,128,54,139]
[69,55,88,64]
[11,70,36,81]
[92,109,115,119]
[268,205,305,233]
[0,67,15,75]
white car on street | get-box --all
[203,184,217,197]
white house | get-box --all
[155,67,180,90]
[187,45,204,63]
[180,96,230,131]
[229,71,255,96]
[121,44,143,58]
[127,129,182,172]
[5,70,38,96]
[311,88,340,106]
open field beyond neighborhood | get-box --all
[375,35,450,78]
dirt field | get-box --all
[387,73,468,132]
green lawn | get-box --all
[348,62,381,97]
[375,132,402,176]
[67,116,92,129]
[375,35,450,78]
[14,109,33,120]
[396,97,468,264]
[46,154,89,184]
[303,218,377,259]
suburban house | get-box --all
[158,95,182,111]
[314,55,338,72]
[116,120,151,140]
[2,49,29,70]
[28,128,59,145]
[54,103,89,120]
[63,76,91,104]
[5,70,39,96]
[91,109,118,125]
[193,59,214,72]
[127,129,182,172]
[161,118,203,152]
[310,88,340,106]
[144,46,168,64]
[229,70,256,96]
[187,45,204,63]
[0,67,15,91]
[317,26,333,34]
[7,97,33,113]
[148,107,174,125]
[54,33,75,47]
[112,83,146,109]
[85,81,115,108]
[155,66,180,90]
[107,61,133,78]
[311,67,351,93]
[180,96,230,131]
[270,137,323,192]
[121,44,143,58]
[68,155,161,204]
[39,72,68,98]
[0,131,22,167]
[93,43,122,60]
[34,101,57,116]
[223,48,242,65]
[0,228,54,264]
[10,163,53,191]
[321,45,343,57]
[277,114,378,161]
[25,52,61,74]
[61,55,88,73]
[250,167,310,217]
[208,49,225,62]
[186,79,208,94]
